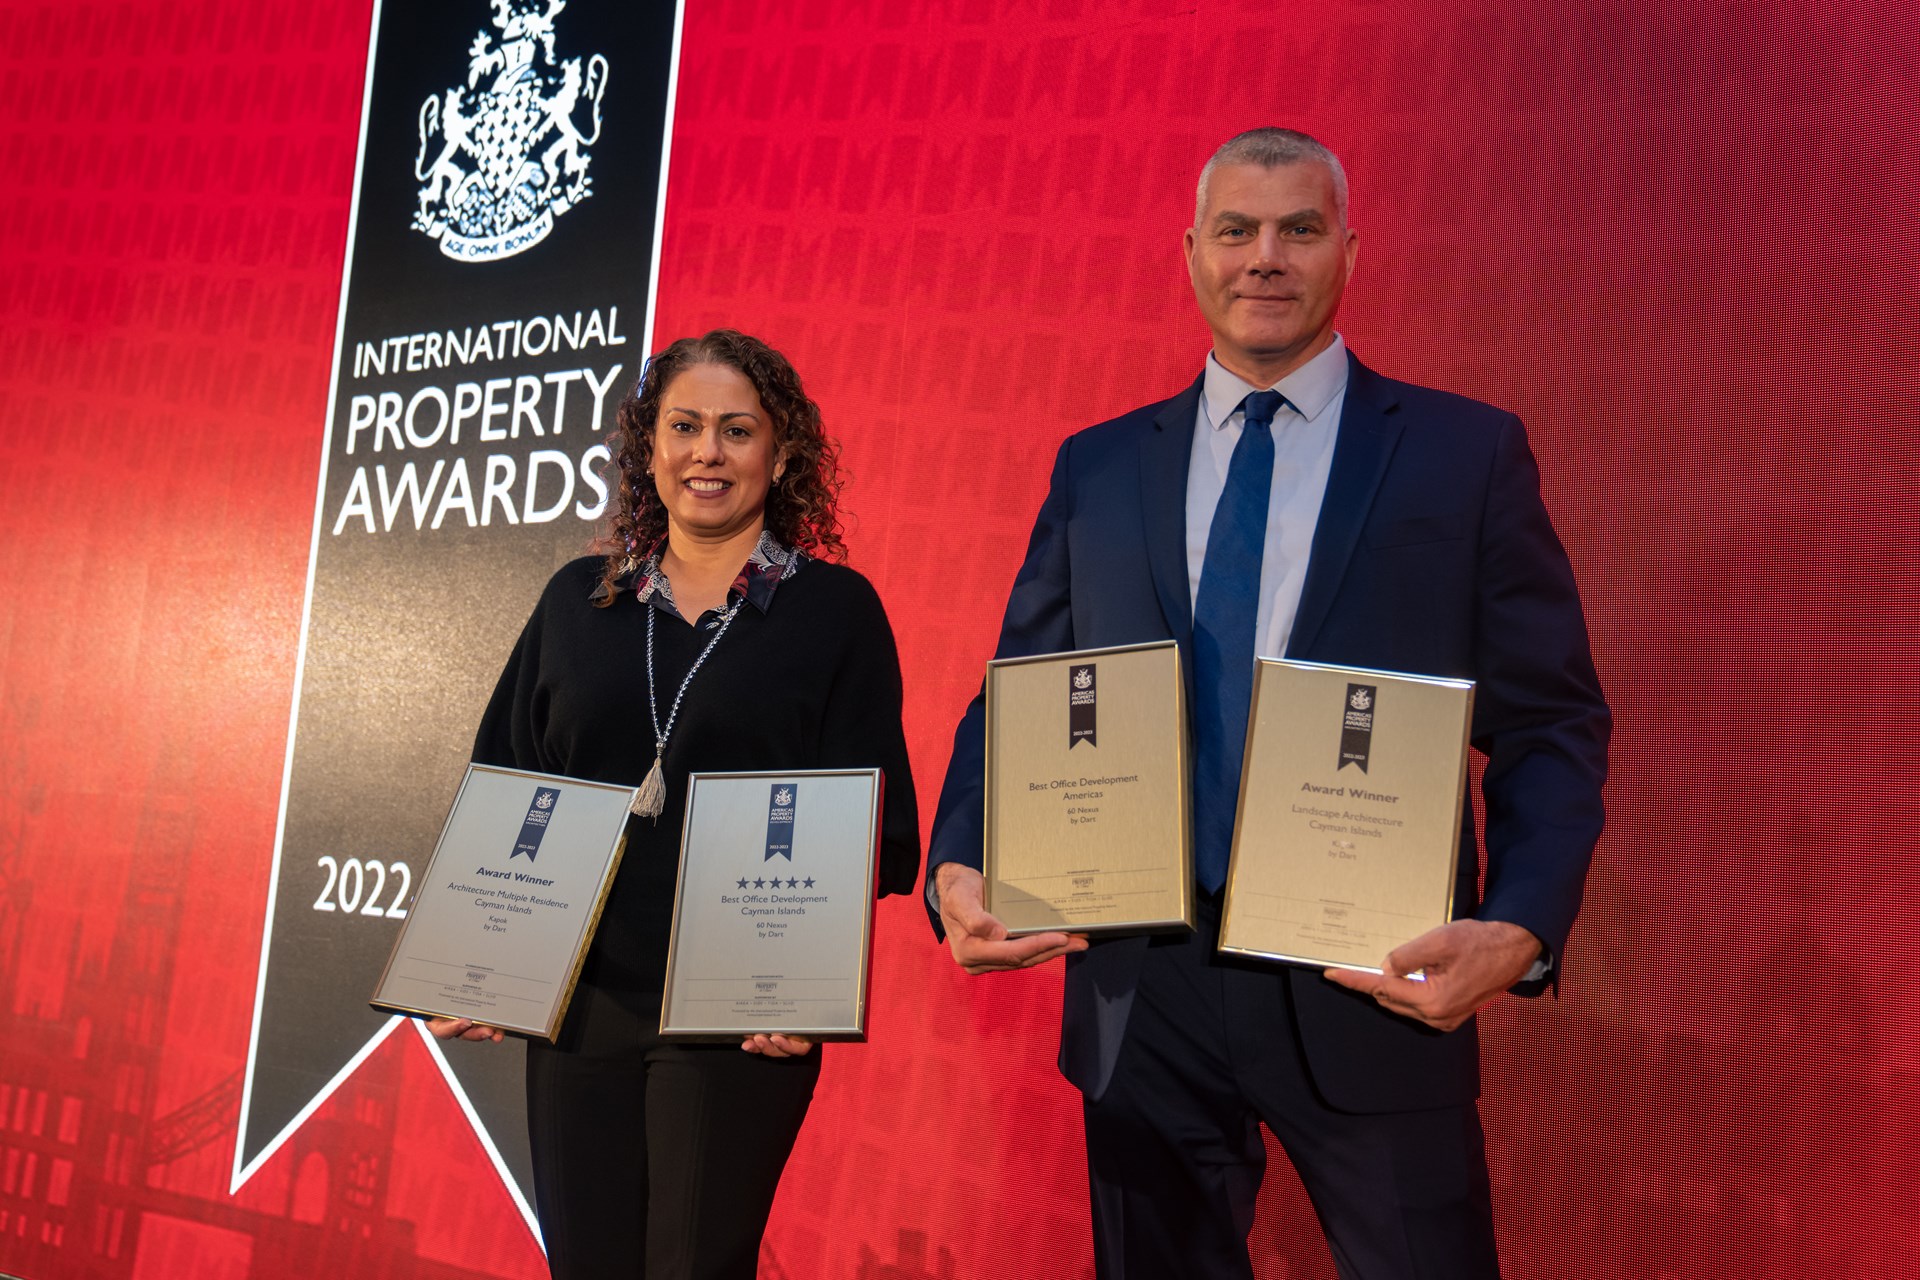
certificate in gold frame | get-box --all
[1219,660,1473,974]
[370,764,635,1042]
[659,768,882,1040]
[984,640,1193,936]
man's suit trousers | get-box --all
[1081,904,1501,1280]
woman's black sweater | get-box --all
[473,554,920,1000]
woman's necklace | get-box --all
[632,595,745,819]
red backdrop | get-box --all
[2,0,1917,1277]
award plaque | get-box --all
[984,641,1192,935]
[370,764,636,1041]
[659,769,882,1040]
[1219,660,1474,973]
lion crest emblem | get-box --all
[413,0,609,261]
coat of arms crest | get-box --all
[413,0,609,261]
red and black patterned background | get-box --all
[1,0,1916,1276]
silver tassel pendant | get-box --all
[633,746,667,819]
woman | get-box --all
[431,330,920,1279]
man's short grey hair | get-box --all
[1194,128,1349,229]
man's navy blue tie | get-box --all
[1192,389,1285,893]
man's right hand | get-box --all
[936,862,1087,975]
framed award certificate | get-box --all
[1219,660,1474,973]
[984,640,1193,936]
[659,769,882,1040]
[369,764,636,1041]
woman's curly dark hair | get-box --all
[594,330,846,606]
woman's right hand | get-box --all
[427,1016,505,1043]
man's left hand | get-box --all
[1323,919,1542,1033]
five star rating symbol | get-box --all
[740,874,812,889]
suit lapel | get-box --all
[1288,354,1403,657]
[1140,376,1203,653]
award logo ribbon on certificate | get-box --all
[1338,684,1375,773]
[511,786,562,861]
[1069,663,1097,748]
[764,782,797,860]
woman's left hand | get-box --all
[426,1016,505,1043]
[740,1033,814,1058]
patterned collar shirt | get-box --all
[613,529,804,626]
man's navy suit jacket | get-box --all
[927,351,1611,1114]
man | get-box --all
[924,128,1610,1278]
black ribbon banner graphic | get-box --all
[764,783,798,861]
[1069,663,1097,748]
[1339,683,1376,772]
[510,787,562,862]
[235,0,682,1231]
